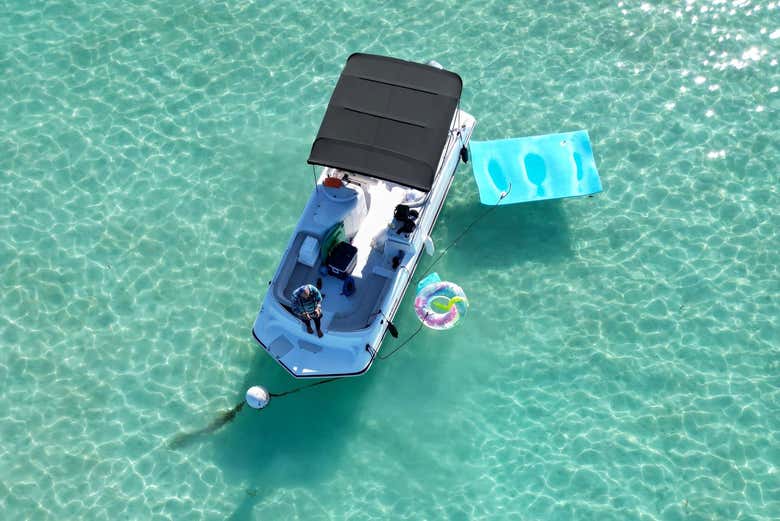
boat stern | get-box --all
[252,300,379,378]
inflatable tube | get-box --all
[414,280,468,330]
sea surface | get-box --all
[1,1,778,519]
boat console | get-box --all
[313,174,367,239]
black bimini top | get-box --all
[307,53,462,192]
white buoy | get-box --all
[245,386,270,409]
[427,60,444,69]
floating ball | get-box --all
[245,386,270,409]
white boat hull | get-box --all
[253,110,476,378]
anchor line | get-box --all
[415,188,510,285]
[377,320,426,360]
[269,377,339,398]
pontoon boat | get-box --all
[252,53,474,378]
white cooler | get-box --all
[298,236,320,267]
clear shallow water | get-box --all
[1,0,778,519]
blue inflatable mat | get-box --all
[470,130,602,205]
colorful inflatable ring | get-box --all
[414,280,468,330]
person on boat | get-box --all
[291,284,323,337]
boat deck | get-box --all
[275,175,425,333]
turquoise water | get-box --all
[1,0,778,519]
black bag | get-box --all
[326,241,357,279]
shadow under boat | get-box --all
[209,349,377,516]
[436,189,574,272]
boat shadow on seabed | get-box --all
[440,195,574,271]
[210,350,376,519]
